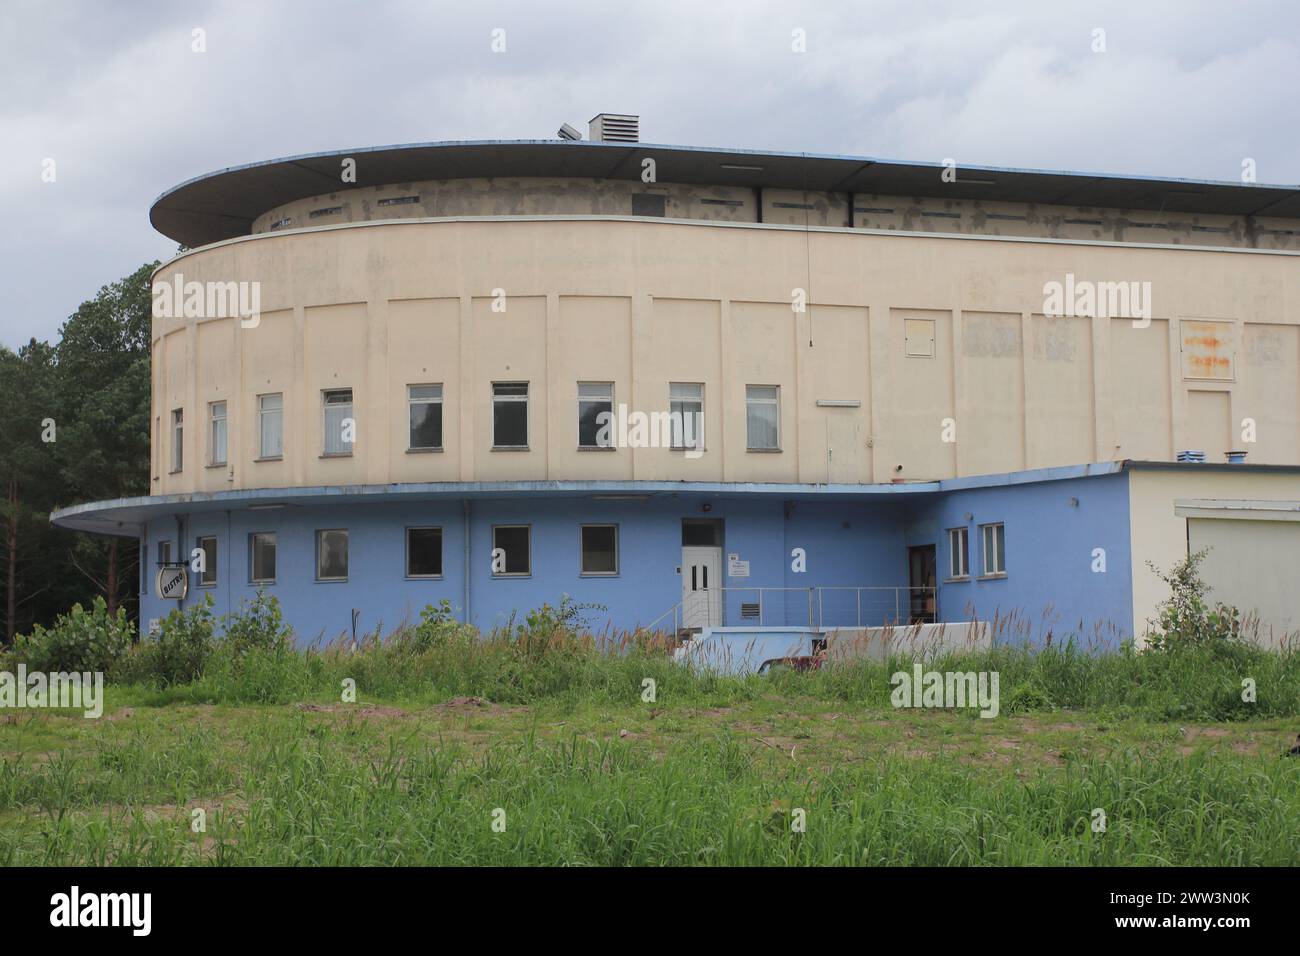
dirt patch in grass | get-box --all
[296,703,409,719]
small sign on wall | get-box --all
[155,565,189,601]
[727,553,750,578]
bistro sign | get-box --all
[155,565,189,601]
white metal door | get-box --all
[681,546,722,629]
[827,414,860,483]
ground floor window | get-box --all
[492,525,530,576]
[406,527,443,578]
[580,524,618,575]
[980,522,1005,576]
[947,527,968,579]
[316,529,349,581]
[250,532,277,583]
[196,535,218,586]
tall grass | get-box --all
[3,723,1297,865]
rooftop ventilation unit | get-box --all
[557,123,582,141]
[589,113,639,143]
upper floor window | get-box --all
[492,382,528,449]
[408,384,443,451]
[578,382,614,448]
[323,389,353,456]
[258,393,283,459]
[669,383,704,451]
[209,401,227,466]
[745,385,780,450]
[170,409,184,472]
[980,523,1006,577]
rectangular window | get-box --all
[745,385,780,450]
[209,401,227,465]
[980,523,1005,576]
[492,382,528,448]
[196,535,218,586]
[408,384,443,450]
[577,382,613,448]
[323,389,353,456]
[258,393,283,459]
[250,532,276,583]
[171,408,184,472]
[406,527,444,578]
[316,529,349,581]
[491,525,530,576]
[669,382,704,450]
[580,524,618,575]
[947,527,968,579]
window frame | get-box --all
[491,382,529,450]
[979,522,1006,578]
[170,408,184,473]
[579,523,619,576]
[407,383,444,452]
[744,384,781,451]
[257,392,284,461]
[668,382,705,451]
[404,526,445,579]
[315,528,349,582]
[322,388,354,458]
[577,381,615,449]
[946,526,969,581]
[196,535,218,587]
[491,524,532,577]
[208,400,227,466]
[249,531,277,585]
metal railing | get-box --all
[648,586,937,633]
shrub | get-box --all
[405,599,474,653]
[10,597,133,674]
[139,594,217,685]
[220,590,293,658]
[1145,550,1243,651]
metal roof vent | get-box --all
[589,113,639,143]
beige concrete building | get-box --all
[54,119,1300,646]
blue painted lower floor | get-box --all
[136,472,1136,648]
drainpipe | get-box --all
[175,514,186,609]
[462,498,472,626]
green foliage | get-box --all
[1,261,156,641]
[121,595,217,686]
[1145,549,1243,651]
[220,590,292,658]
[8,596,133,674]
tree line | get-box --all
[0,262,155,643]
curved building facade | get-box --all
[54,128,1300,646]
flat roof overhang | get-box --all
[150,139,1300,249]
[49,464,1134,538]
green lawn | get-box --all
[3,688,1298,865]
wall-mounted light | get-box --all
[701,502,713,513]
[1068,497,1079,507]
[963,512,973,522]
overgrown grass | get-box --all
[2,710,1297,866]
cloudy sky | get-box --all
[2,0,1297,348]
